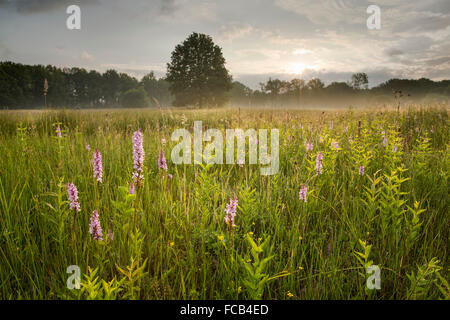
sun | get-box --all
[287,62,308,74]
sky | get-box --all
[0,0,449,89]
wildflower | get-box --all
[217,235,224,242]
[299,184,307,202]
[306,141,313,152]
[287,291,294,297]
[161,138,166,146]
[93,150,103,183]
[330,120,333,130]
[56,126,62,138]
[392,146,398,152]
[169,241,175,247]
[67,183,80,213]
[383,136,388,147]
[315,153,323,174]
[89,210,103,241]
[132,129,144,185]
[129,181,135,194]
[344,125,348,133]
[237,158,244,167]
[158,150,168,171]
[168,173,173,179]
[359,165,365,176]
[224,197,238,228]
[85,144,90,151]
[238,286,242,294]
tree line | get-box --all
[1,32,449,109]
[0,62,171,109]
[231,75,450,108]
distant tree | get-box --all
[351,73,369,90]
[119,73,139,93]
[260,78,290,107]
[289,78,306,106]
[141,72,172,107]
[307,78,325,91]
[166,32,232,107]
[326,82,354,94]
[230,81,253,106]
[102,69,121,106]
[120,87,150,108]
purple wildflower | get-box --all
[86,144,91,151]
[89,210,103,241]
[56,126,62,138]
[132,129,145,185]
[129,181,135,194]
[344,125,348,133]
[224,197,238,228]
[168,174,173,179]
[158,150,168,171]
[315,153,323,174]
[299,184,307,202]
[93,150,103,183]
[330,120,333,130]
[383,136,388,147]
[306,141,313,152]
[67,183,80,213]
[359,165,365,176]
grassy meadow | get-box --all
[0,105,448,299]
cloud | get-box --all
[217,22,253,42]
[0,0,100,14]
[274,0,365,25]
[385,49,404,57]
[156,0,217,23]
[292,48,311,55]
[80,50,94,62]
[159,0,178,16]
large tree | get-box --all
[166,32,232,107]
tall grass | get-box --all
[0,105,448,299]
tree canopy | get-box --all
[166,32,232,108]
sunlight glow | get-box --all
[286,62,308,74]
